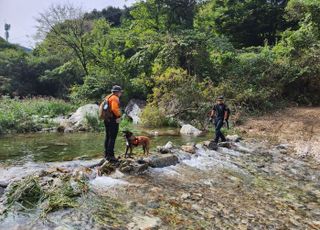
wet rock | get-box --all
[181,145,196,154]
[54,142,68,146]
[70,179,82,196]
[146,154,179,168]
[180,124,202,136]
[125,99,146,124]
[0,187,5,197]
[147,201,160,209]
[157,146,171,154]
[128,215,162,230]
[72,167,95,180]
[157,141,175,154]
[218,142,231,148]
[57,125,65,133]
[207,140,218,150]
[52,178,63,188]
[276,144,289,149]
[164,141,174,149]
[226,135,241,142]
[0,181,9,188]
[88,158,106,169]
[37,146,49,151]
[181,193,191,200]
[64,127,74,133]
[98,161,116,176]
[276,144,290,154]
[119,159,149,174]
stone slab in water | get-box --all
[147,154,179,168]
[119,159,149,174]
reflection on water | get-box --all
[0,130,210,165]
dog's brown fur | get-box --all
[122,131,150,158]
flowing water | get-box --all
[0,131,319,229]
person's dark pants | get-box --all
[104,120,119,160]
[214,118,226,143]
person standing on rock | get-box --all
[210,96,229,143]
[101,85,123,163]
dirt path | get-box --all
[237,107,320,162]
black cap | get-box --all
[217,95,224,100]
[111,85,123,92]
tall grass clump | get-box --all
[0,97,78,134]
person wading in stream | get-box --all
[210,96,229,143]
[100,85,123,163]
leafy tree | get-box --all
[149,67,216,128]
[35,4,92,74]
[85,6,125,26]
[196,0,290,47]
[71,19,130,102]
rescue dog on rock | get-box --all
[122,131,150,158]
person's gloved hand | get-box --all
[116,118,121,123]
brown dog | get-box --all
[122,131,150,158]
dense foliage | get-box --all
[1,0,319,127]
[0,97,78,134]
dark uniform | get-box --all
[212,103,228,143]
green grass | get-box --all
[0,97,79,135]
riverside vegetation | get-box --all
[0,0,319,133]
[0,97,78,135]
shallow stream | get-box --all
[0,130,319,229]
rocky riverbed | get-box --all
[0,136,319,229]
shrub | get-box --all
[85,113,104,132]
[140,104,171,128]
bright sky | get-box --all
[0,0,136,48]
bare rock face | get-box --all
[125,99,146,124]
[180,124,202,136]
[53,104,99,132]
[68,104,99,128]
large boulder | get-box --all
[125,99,146,124]
[146,154,179,168]
[68,104,99,128]
[180,124,202,136]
